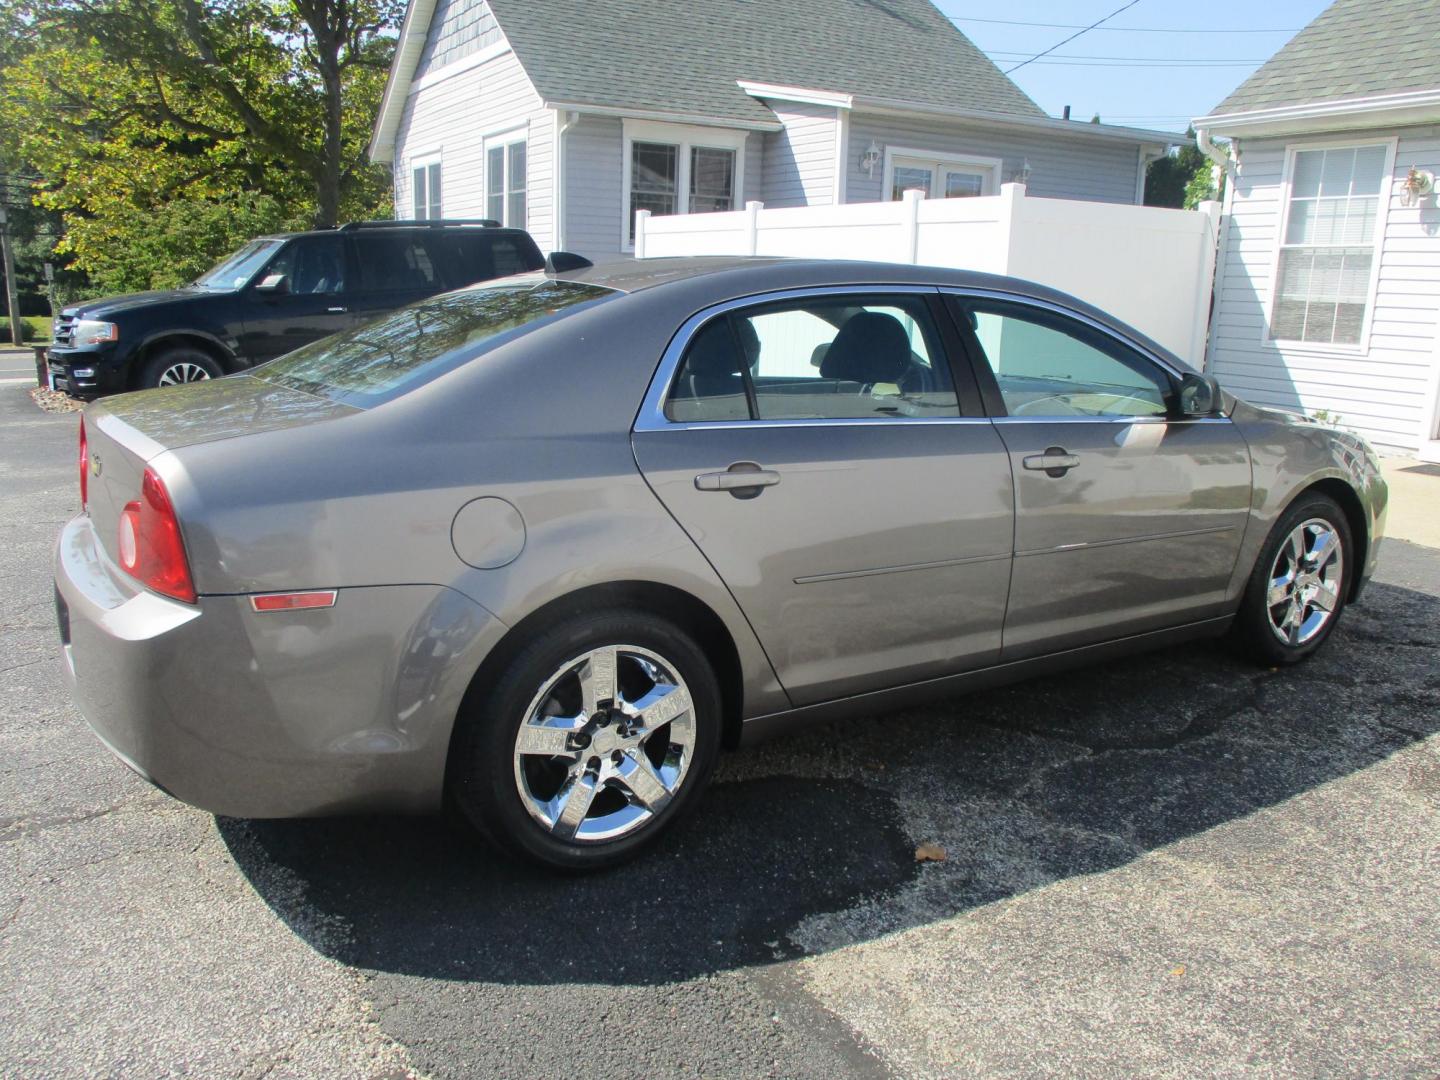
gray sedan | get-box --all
[54,258,1387,870]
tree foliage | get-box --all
[1,0,400,295]
[1145,129,1220,210]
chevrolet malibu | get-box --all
[55,258,1387,871]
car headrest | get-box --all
[820,312,912,384]
[683,320,744,379]
[733,317,761,370]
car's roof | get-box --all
[549,256,1194,373]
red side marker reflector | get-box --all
[250,591,338,613]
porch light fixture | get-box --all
[1013,158,1032,185]
[860,141,882,177]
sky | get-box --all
[939,0,1334,134]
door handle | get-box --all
[327,306,348,313]
[1022,447,1081,478]
[694,461,781,498]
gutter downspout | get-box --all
[1195,127,1233,186]
[552,109,578,252]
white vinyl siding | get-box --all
[560,115,762,261]
[845,112,1144,205]
[760,102,840,208]
[393,39,554,250]
[1207,125,1440,453]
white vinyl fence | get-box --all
[635,184,1221,366]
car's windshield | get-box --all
[192,239,286,291]
[253,274,616,406]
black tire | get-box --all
[139,346,224,389]
[1232,492,1353,666]
[448,609,723,872]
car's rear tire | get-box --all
[448,610,723,872]
[1232,492,1352,666]
[140,346,224,389]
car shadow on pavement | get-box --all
[219,577,1440,987]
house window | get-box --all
[883,149,1002,201]
[1272,144,1391,346]
[411,158,442,220]
[486,134,527,228]
[622,120,746,247]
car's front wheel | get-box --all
[449,610,722,871]
[1234,492,1352,665]
[141,346,224,389]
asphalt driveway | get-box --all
[2,381,1437,1078]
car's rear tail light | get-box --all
[117,467,197,604]
[78,417,88,511]
[250,591,338,613]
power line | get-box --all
[986,50,1270,62]
[1003,0,1143,74]
[949,13,1301,33]
[997,58,1264,67]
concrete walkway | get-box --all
[1382,456,1440,549]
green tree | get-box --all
[1145,129,1220,209]
[2,0,399,294]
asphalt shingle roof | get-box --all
[484,0,1045,125]
[1211,0,1440,115]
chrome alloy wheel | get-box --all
[1267,518,1344,646]
[512,645,696,843]
[156,361,213,386]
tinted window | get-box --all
[254,277,614,406]
[352,232,439,292]
[667,295,958,422]
[426,232,544,288]
[259,236,348,295]
[964,301,1172,418]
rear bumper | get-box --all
[54,513,507,818]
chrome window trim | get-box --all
[991,415,1233,426]
[633,284,959,433]
[937,286,1187,382]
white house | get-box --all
[1194,0,1440,459]
[368,0,1178,262]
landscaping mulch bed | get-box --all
[31,386,84,414]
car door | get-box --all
[345,229,448,328]
[631,287,1015,706]
[946,293,1252,660]
[238,235,353,364]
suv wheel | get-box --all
[141,346,224,389]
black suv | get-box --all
[47,220,545,398]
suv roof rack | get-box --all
[338,218,501,231]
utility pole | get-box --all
[0,201,21,347]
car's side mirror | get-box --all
[254,273,290,296]
[1177,372,1221,417]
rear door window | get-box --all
[667,294,961,422]
[352,232,440,293]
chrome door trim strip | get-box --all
[794,550,1011,585]
[634,284,956,433]
[935,286,1189,381]
[991,415,1234,426]
[646,416,994,433]
[1014,524,1237,559]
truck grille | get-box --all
[53,315,77,347]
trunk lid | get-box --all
[83,376,359,566]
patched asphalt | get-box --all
[1,382,1436,1078]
